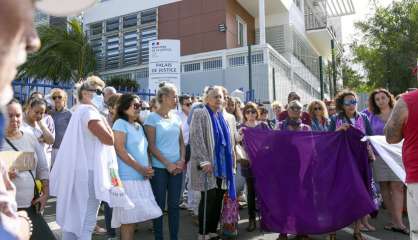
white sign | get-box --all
[148,40,181,93]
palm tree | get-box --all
[18,19,96,84]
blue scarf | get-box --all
[0,112,4,148]
[205,105,236,200]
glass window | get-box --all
[106,18,119,32]
[141,9,157,24]
[140,27,157,64]
[106,35,120,69]
[123,31,138,66]
[123,14,137,28]
[236,16,247,47]
[90,22,103,36]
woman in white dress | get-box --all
[112,93,162,240]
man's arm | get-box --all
[384,98,408,144]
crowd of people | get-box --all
[0,71,417,240]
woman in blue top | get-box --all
[112,94,162,240]
[308,100,330,131]
[144,83,186,240]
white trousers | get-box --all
[62,171,101,240]
[408,183,418,240]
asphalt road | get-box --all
[43,198,410,240]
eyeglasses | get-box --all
[245,109,257,114]
[52,95,63,100]
[86,89,103,95]
[314,107,322,111]
[289,106,302,112]
[141,107,150,111]
[343,100,357,106]
[132,103,141,110]
[183,103,192,107]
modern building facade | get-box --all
[83,0,354,104]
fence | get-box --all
[12,79,157,107]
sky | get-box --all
[341,0,397,44]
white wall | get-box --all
[83,0,181,24]
[288,3,305,35]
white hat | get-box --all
[35,0,96,16]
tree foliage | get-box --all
[350,0,418,95]
[18,19,96,83]
[106,76,140,91]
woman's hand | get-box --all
[8,169,17,180]
[201,163,213,175]
[32,193,48,213]
[166,163,178,175]
[139,166,154,179]
[336,123,351,131]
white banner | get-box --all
[148,40,181,93]
[367,136,406,183]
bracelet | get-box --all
[19,214,33,236]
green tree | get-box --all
[106,76,140,92]
[350,0,418,95]
[18,19,96,83]
[341,60,373,93]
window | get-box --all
[106,35,120,69]
[236,16,247,47]
[293,0,302,10]
[123,14,137,28]
[106,18,119,32]
[90,22,103,36]
[203,58,222,71]
[123,31,138,66]
[140,27,157,64]
[184,63,201,72]
[141,9,157,24]
[91,38,103,70]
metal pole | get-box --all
[331,39,337,96]
[319,56,324,100]
[248,45,253,101]
[272,68,276,101]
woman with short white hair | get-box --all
[189,86,237,240]
[50,76,115,240]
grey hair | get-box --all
[103,86,117,95]
[157,82,177,104]
[202,85,224,103]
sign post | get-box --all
[148,40,181,92]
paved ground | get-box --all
[44,198,410,240]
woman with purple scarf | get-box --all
[365,89,408,235]
[329,90,375,240]
[189,86,236,240]
[276,100,311,240]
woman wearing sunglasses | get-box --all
[50,88,72,168]
[237,102,268,232]
[50,76,116,240]
[276,100,311,240]
[112,94,162,240]
[308,100,330,132]
[329,90,374,240]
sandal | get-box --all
[328,233,337,240]
[353,233,365,240]
[385,226,410,235]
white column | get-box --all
[259,0,266,45]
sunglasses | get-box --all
[245,110,257,114]
[343,100,357,106]
[290,106,302,112]
[132,103,141,110]
[314,107,322,111]
[86,89,103,95]
[52,95,63,100]
[141,107,150,111]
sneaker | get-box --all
[94,226,107,235]
[198,234,210,240]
